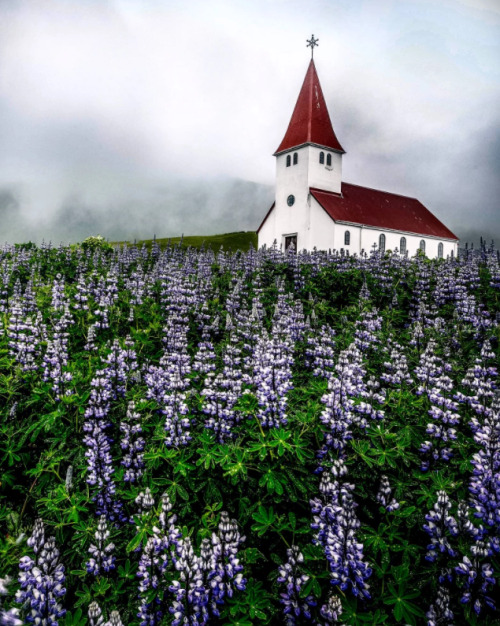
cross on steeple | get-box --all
[306,34,319,58]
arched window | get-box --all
[420,239,426,253]
[326,153,332,167]
[438,242,444,259]
[400,237,407,256]
[286,155,291,167]
[293,152,298,165]
[450,249,454,259]
[344,230,350,246]
[319,151,325,164]
[379,233,386,253]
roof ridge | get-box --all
[341,181,418,202]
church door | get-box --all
[285,235,297,252]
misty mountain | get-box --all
[0,178,274,245]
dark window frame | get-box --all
[400,237,407,256]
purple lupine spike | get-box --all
[83,372,124,523]
[311,460,371,599]
[354,309,382,352]
[42,316,73,400]
[88,601,105,626]
[0,576,23,626]
[423,491,459,562]
[455,551,496,615]
[205,512,246,616]
[7,302,42,372]
[319,591,343,624]
[253,325,294,428]
[169,536,209,626]
[426,585,454,626]
[380,338,413,387]
[16,520,66,624]
[120,402,145,483]
[86,515,115,576]
[106,611,124,626]
[277,546,316,624]
[376,475,400,512]
[305,324,336,380]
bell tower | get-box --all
[274,35,345,221]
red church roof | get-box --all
[311,184,459,240]
[275,59,345,155]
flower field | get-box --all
[0,238,499,625]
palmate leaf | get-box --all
[62,608,88,626]
[383,582,425,624]
[251,505,275,536]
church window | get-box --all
[420,239,426,253]
[379,233,386,253]
[286,155,291,167]
[319,151,325,164]
[344,230,350,245]
[293,152,298,165]
[326,153,332,167]
[400,237,407,256]
[438,242,444,259]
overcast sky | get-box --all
[0,0,499,244]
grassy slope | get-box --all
[115,231,258,252]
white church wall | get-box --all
[306,146,342,194]
[308,200,458,258]
[259,151,312,249]
[307,196,339,250]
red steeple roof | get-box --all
[275,59,345,155]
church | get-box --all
[257,39,459,258]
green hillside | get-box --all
[117,231,258,252]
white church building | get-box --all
[257,49,459,258]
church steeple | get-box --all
[275,58,345,155]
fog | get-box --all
[0,0,498,245]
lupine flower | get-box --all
[88,602,124,626]
[423,491,458,562]
[120,402,145,483]
[277,546,316,624]
[426,585,454,626]
[376,475,400,512]
[253,327,294,428]
[16,519,66,624]
[380,339,413,387]
[310,460,372,599]
[455,552,496,615]
[86,515,116,576]
[169,536,209,625]
[319,592,343,624]
[136,491,182,625]
[305,324,336,380]
[206,512,246,615]
[0,577,23,626]
[83,372,124,522]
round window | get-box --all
[287,195,295,206]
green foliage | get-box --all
[0,242,498,624]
